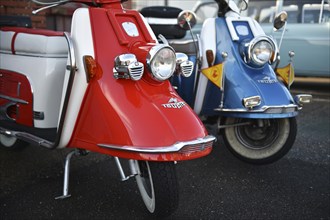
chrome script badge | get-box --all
[162,98,186,109]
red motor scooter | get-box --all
[0,0,216,217]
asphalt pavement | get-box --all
[0,79,329,220]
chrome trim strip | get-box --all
[17,82,21,96]
[97,135,216,153]
[214,104,298,113]
[0,126,53,148]
[0,127,13,136]
[65,32,77,73]
[0,94,28,104]
[50,32,76,148]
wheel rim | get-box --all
[0,134,17,148]
[224,117,291,161]
[236,119,279,150]
[135,161,155,213]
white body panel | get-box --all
[0,30,68,128]
[57,8,94,148]
[1,8,95,148]
[194,18,216,115]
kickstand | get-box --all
[55,149,88,200]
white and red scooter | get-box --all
[0,0,216,217]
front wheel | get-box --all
[134,161,179,218]
[0,134,27,150]
[222,117,297,165]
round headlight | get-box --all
[243,36,277,67]
[147,45,176,81]
[251,40,273,65]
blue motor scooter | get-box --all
[142,0,312,164]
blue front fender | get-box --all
[201,66,298,119]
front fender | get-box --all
[223,63,295,109]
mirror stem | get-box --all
[278,21,287,50]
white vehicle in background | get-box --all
[246,0,330,77]
[139,0,329,77]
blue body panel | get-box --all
[174,17,297,119]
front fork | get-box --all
[55,149,140,200]
[114,157,140,181]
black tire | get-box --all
[0,134,27,150]
[222,117,297,165]
[135,161,179,218]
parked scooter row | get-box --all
[0,0,313,217]
[141,0,312,165]
[0,0,216,217]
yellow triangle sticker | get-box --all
[276,63,295,87]
[201,63,224,90]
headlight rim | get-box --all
[146,44,176,82]
[245,35,278,67]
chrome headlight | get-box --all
[147,45,176,81]
[241,36,277,67]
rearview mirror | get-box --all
[273,11,288,30]
[177,10,197,30]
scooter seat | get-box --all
[169,39,197,55]
[0,27,69,129]
[140,6,186,39]
[0,27,68,58]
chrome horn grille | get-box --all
[175,52,194,77]
[113,54,144,81]
[180,60,194,77]
[128,63,144,81]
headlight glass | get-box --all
[251,40,273,66]
[147,45,176,81]
[242,36,277,67]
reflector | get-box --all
[83,55,103,82]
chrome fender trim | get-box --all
[97,135,216,153]
[214,104,299,113]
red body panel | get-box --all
[69,7,210,160]
[0,69,33,126]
